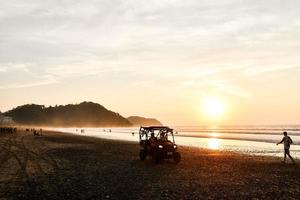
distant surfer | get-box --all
[277,131,295,164]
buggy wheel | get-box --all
[173,152,181,163]
[152,151,161,164]
[139,149,147,161]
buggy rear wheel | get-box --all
[173,152,181,163]
[139,149,147,161]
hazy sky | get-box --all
[1,0,300,125]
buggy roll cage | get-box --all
[139,126,175,143]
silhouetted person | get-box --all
[33,129,39,136]
[277,131,295,164]
[160,131,168,141]
[149,132,156,141]
[149,132,157,151]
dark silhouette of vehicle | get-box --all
[139,126,181,163]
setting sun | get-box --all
[202,96,225,119]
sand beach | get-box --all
[0,129,299,200]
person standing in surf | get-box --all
[277,131,295,164]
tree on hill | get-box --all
[5,102,132,127]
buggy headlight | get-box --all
[173,145,177,149]
[158,145,163,149]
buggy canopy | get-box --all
[140,126,173,132]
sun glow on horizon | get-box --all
[210,132,220,137]
[201,96,225,120]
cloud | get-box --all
[0,63,30,72]
[0,66,8,72]
[242,65,300,76]
[0,62,57,89]
[0,0,300,92]
[0,75,57,89]
[183,78,251,98]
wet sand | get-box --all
[0,129,299,200]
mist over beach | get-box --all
[1,0,300,199]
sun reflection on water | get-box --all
[208,138,220,150]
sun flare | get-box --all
[202,96,225,119]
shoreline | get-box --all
[49,127,300,160]
[0,129,299,199]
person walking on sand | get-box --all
[277,131,295,164]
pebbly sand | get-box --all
[0,129,299,200]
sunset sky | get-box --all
[1,0,300,125]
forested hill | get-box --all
[127,116,163,126]
[4,102,132,127]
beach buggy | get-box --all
[139,126,181,163]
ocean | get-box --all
[50,125,300,159]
